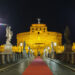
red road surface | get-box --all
[23,57,53,75]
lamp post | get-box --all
[20,43,23,58]
[47,47,50,57]
[51,42,57,59]
[20,43,23,51]
[54,42,57,53]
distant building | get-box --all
[16,20,63,56]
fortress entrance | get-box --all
[17,20,62,56]
[38,51,40,56]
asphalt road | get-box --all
[45,58,75,75]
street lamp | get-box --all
[47,47,50,57]
[54,42,57,46]
[47,47,50,50]
[20,43,23,52]
[20,43,23,47]
[20,43,23,58]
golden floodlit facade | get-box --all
[16,21,64,56]
[1,20,75,56]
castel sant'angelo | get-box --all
[17,19,64,56]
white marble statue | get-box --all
[6,26,13,45]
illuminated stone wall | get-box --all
[16,23,62,56]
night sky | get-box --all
[0,0,75,45]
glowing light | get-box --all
[47,47,50,50]
[54,42,57,46]
[0,23,7,26]
[20,43,23,46]
[28,46,30,50]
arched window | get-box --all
[32,28,34,30]
[32,28,34,32]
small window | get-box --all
[32,28,34,30]
[32,28,34,32]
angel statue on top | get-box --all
[6,26,13,45]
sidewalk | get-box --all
[0,59,25,72]
[0,56,35,72]
[47,58,75,71]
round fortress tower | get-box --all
[16,19,62,56]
